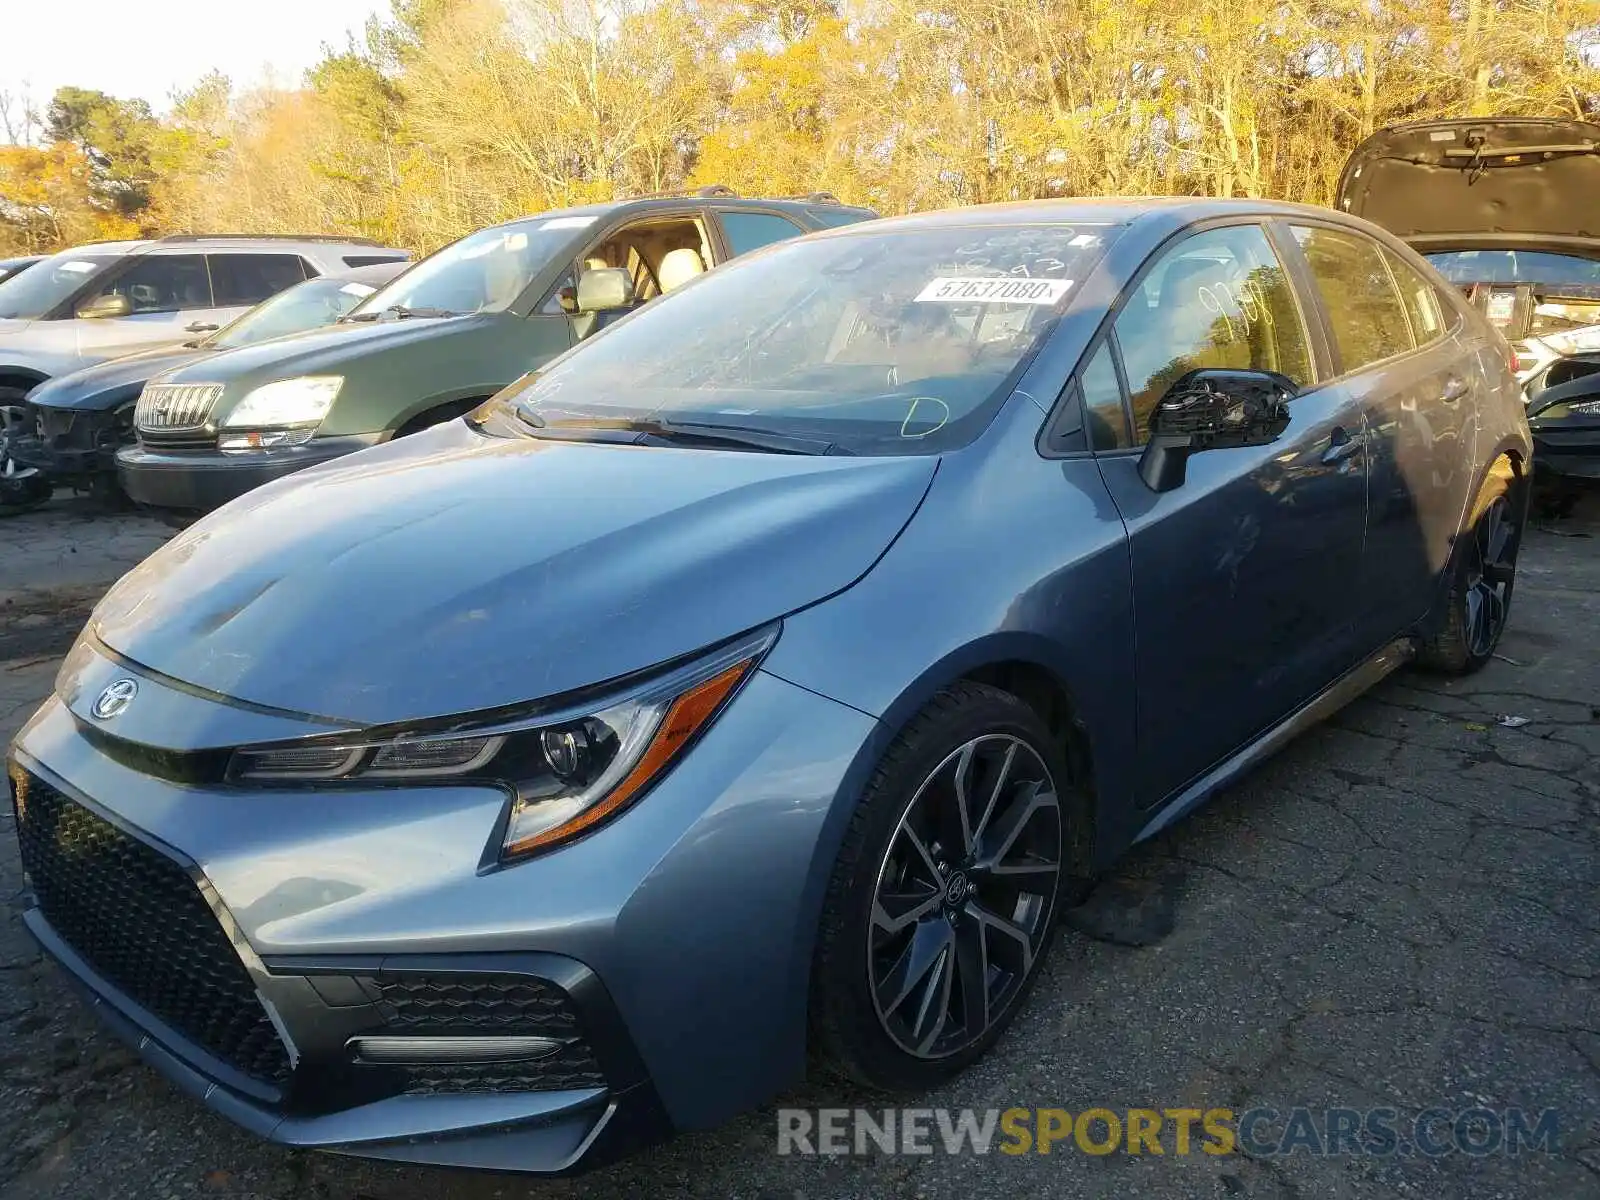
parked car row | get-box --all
[7,121,1539,1178]
[0,190,875,516]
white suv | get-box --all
[0,235,409,407]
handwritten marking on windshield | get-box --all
[900,396,951,438]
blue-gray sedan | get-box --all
[7,199,1531,1173]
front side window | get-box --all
[485,222,1120,456]
[87,254,212,314]
[0,253,122,319]
[353,220,581,318]
[209,254,308,306]
[718,211,806,256]
[206,277,374,349]
[1113,225,1313,443]
[1292,225,1412,373]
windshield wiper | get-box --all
[520,410,849,455]
[385,305,460,319]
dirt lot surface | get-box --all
[2,489,1596,1200]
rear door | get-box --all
[1287,224,1476,640]
[1092,221,1370,808]
[205,253,311,333]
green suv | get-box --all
[116,189,877,512]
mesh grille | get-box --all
[12,770,291,1087]
[135,382,222,431]
[373,974,605,1094]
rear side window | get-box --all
[1113,224,1313,443]
[1291,226,1412,371]
[1383,249,1445,346]
[88,254,212,313]
[804,207,874,229]
[342,254,409,268]
[209,254,310,306]
[718,211,806,256]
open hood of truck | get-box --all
[1336,118,1600,244]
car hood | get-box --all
[1336,118,1600,243]
[90,420,938,725]
[153,312,481,387]
[28,344,215,411]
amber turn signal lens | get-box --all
[503,658,755,856]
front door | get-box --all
[1093,222,1370,809]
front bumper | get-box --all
[8,643,881,1170]
[1529,423,1600,480]
[7,402,125,487]
[116,435,379,512]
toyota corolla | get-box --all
[7,199,1530,1173]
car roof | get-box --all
[327,260,412,287]
[53,235,405,259]
[803,196,1350,235]
[481,192,878,233]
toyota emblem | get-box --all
[91,678,138,720]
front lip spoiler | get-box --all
[23,906,627,1168]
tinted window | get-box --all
[1423,249,1600,287]
[1114,225,1313,443]
[91,254,212,313]
[719,211,806,256]
[342,254,409,268]
[1384,250,1445,346]
[0,253,119,319]
[489,223,1118,456]
[1292,226,1411,372]
[209,254,309,306]
[1081,342,1129,450]
[805,207,875,229]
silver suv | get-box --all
[0,235,409,407]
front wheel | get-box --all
[811,682,1073,1091]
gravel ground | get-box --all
[1,488,1596,1200]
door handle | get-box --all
[1321,426,1363,465]
[185,321,219,334]
[1441,377,1469,404]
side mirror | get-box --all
[75,293,132,320]
[1138,368,1296,492]
[575,267,635,314]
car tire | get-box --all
[810,681,1075,1092]
[0,386,50,516]
[1417,487,1523,674]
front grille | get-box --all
[135,382,221,432]
[11,769,292,1087]
[372,974,605,1094]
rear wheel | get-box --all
[811,683,1073,1091]
[1418,486,1522,674]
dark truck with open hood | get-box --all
[1337,117,1600,490]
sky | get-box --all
[1,0,389,128]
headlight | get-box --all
[227,626,775,862]
[222,376,343,429]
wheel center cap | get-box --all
[943,871,972,907]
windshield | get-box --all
[1425,250,1600,289]
[0,252,118,320]
[487,223,1117,456]
[351,219,583,317]
[206,277,375,349]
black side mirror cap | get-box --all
[1138,368,1297,492]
